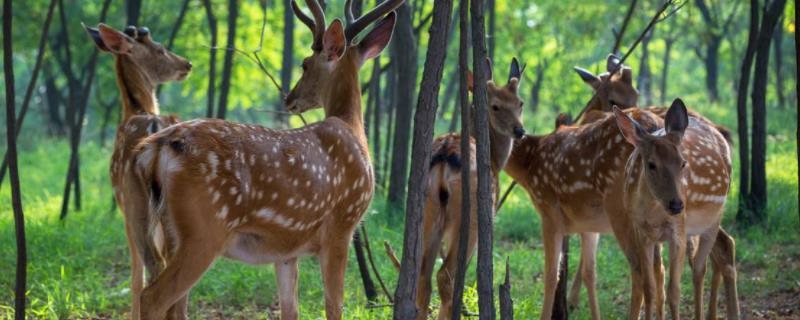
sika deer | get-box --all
[85,23,191,319]
[505,98,732,319]
[127,1,402,319]
[410,58,525,320]
[569,56,739,319]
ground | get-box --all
[1,138,798,319]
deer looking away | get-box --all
[504,98,732,320]
[403,58,526,320]
[84,23,191,319]
[125,0,403,319]
[569,56,739,319]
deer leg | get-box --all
[580,232,601,320]
[710,229,739,320]
[276,258,299,320]
[667,232,687,320]
[640,243,656,320]
[653,244,665,320]
[628,263,645,320]
[166,295,189,320]
[123,217,144,320]
[417,201,445,320]
[690,229,717,320]
[540,221,564,320]
[319,232,352,320]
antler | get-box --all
[291,0,326,51]
[344,0,404,43]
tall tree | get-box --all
[694,0,739,101]
[612,0,638,54]
[748,0,787,222]
[127,0,142,25]
[637,28,654,106]
[772,16,786,109]
[450,1,471,318]
[470,0,495,317]
[528,60,546,113]
[795,0,799,224]
[660,21,677,106]
[278,0,295,124]
[216,0,239,119]
[387,3,418,207]
[3,0,27,317]
[203,0,218,118]
[393,0,454,318]
[486,0,495,62]
[736,0,759,223]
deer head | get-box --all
[469,57,526,139]
[574,54,639,112]
[285,0,402,114]
[614,98,689,215]
[85,23,192,83]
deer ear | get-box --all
[84,23,110,52]
[98,23,134,54]
[574,66,601,90]
[664,98,689,142]
[606,54,621,73]
[620,67,633,85]
[323,19,346,62]
[358,12,396,62]
[614,107,645,146]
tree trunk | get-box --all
[795,0,799,225]
[216,0,239,119]
[772,17,785,109]
[127,0,142,26]
[387,3,418,208]
[612,0,637,54]
[450,1,471,317]
[637,30,653,106]
[166,0,190,50]
[370,60,383,183]
[0,0,56,189]
[486,0,495,62]
[382,72,396,190]
[44,67,66,136]
[470,0,495,317]
[703,36,722,101]
[3,0,28,316]
[499,259,513,320]
[660,37,674,106]
[353,228,378,302]
[278,0,294,124]
[749,0,787,223]
[529,61,546,113]
[393,0,453,318]
[203,0,218,118]
[735,0,759,223]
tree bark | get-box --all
[795,0,799,225]
[486,0,495,62]
[387,3,418,208]
[612,0,637,54]
[44,67,66,136]
[499,259,513,320]
[694,0,738,102]
[749,0,787,223]
[772,16,785,109]
[370,60,383,183]
[203,0,218,118]
[126,0,142,26]
[353,228,378,302]
[166,0,190,50]
[0,0,57,188]
[470,0,495,317]
[637,29,653,106]
[660,36,675,106]
[278,0,294,124]
[3,0,27,316]
[393,1,453,318]
[529,61,546,113]
[216,0,239,119]
[736,0,759,223]
[451,1,471,318]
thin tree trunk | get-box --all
[3,0,27,316]
[278,0,294,124]
[470,0,495,317]
[393,1,453,318]
[166,0,190,50]
[450,2,471,318]
[749,0,787,223]
[203,0,218,118]
[486,0,495,62]
[612,0,638,54]
[637,29,653,106]
[353,228,378,302]
[660,37,674,106]
[795,0,799,224]
[44,67,66,136]
[704,36,722,101]
[0,0,56,188]
[387,3,418,207]
[127,0,142,26]
[216,0,239,119]
[371,60,383,183]
[382,72,396,191]
[499,259,513,320]
[99,98,116,146]
[529,61,546,113]
[735,0,759,223]
[772,16,785,109]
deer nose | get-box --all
[667,199,684,215]
[513,126,526,139]
[185,61,193,70]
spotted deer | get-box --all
[126,0,402,319]
[505,98,732,320]
[400,58,525,320]
[84,23,191,319]
[568,57,739,320]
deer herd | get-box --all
[84,0,739,319]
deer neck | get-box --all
[504,135,543,182]
[115,55,158,122]
[488,124,513,175]
[323,55,367,148]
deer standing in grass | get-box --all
[505,97,732,319]
[569,57,739,319]
[126,0,402,318]
[409,58,525,320]
[85,23,191,319]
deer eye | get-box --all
[609,99,618,107]
[492,105,499,111]
[647,161,657,171]
[681,161,687,168]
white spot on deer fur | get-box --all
[255,208,275,221]
[225,159,232,171]
[212,191,221,204]
[208,152,219,177]
[230,186,238,195]
[274,161,280,168]
[236,194,242,205]
[287,198,295,206]
[216,205,229,220]
[249,155,255,166]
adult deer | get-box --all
[569,57,739,320]
[411,58,525,320]
[505,99,732,319]
[85,23,190,319]
[127,0,402,318]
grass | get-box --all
[1,129,798,319]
